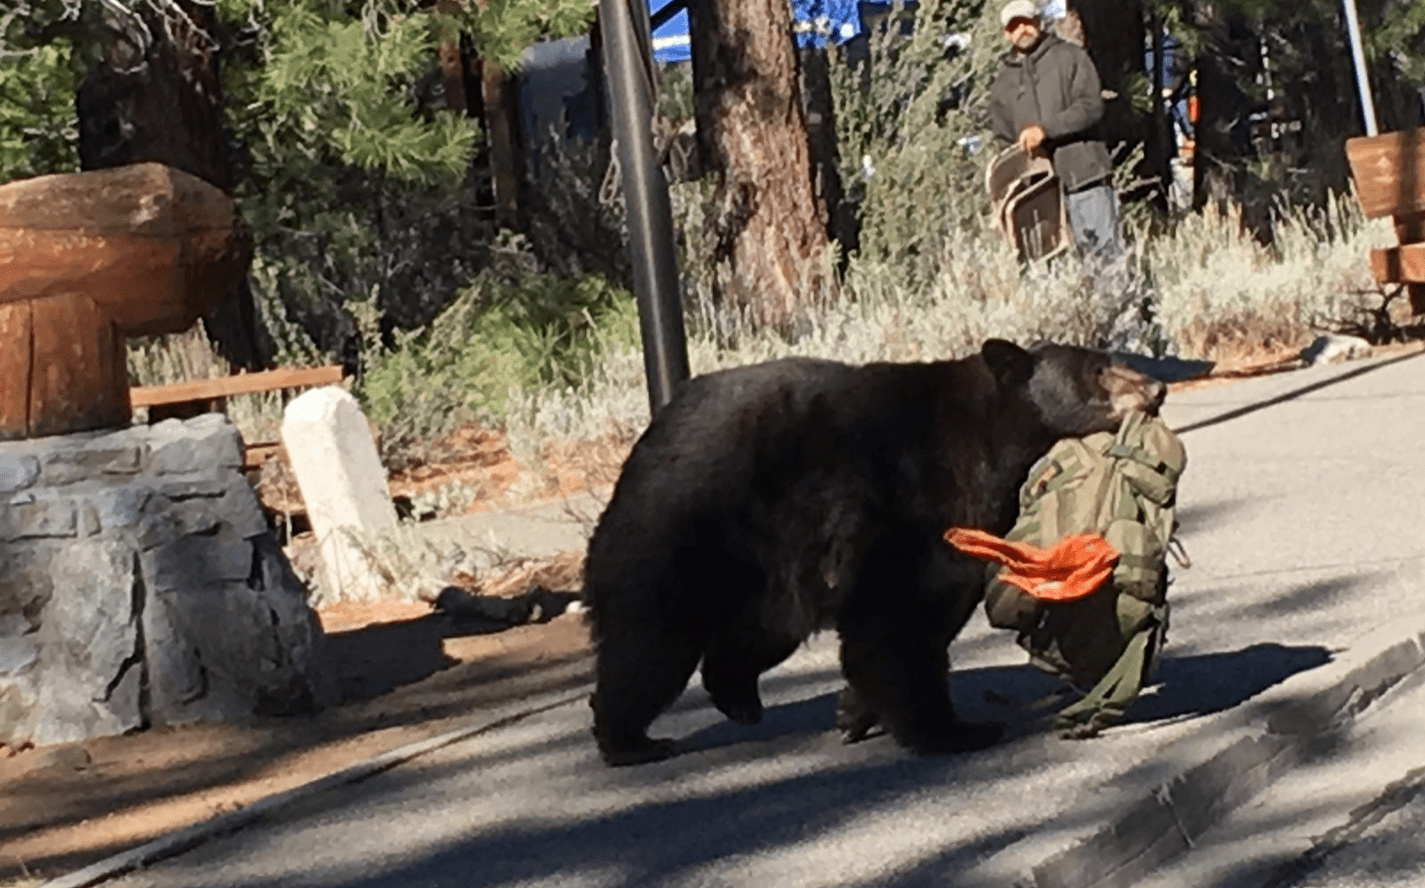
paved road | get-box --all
[1136,669,1425,888]
[85,351,1425,888]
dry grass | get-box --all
[126,323,300,446]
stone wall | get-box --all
[0,414,331,748]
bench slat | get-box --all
[130,365,345,408]
[1368,243,1425,284]
[1346,129,1425,219]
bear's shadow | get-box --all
[676,642,1332,755]
[952,642,1333,728]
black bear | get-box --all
[582,340,1166,765]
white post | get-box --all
[1342,0,1379,136]
[281,386,398,602]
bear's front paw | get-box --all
[835,685,881,744]
[714,695,764,726]
[599,736,678,767]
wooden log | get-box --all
[28,294,130,438]
[242,441,286,470]
[1345,129,1425,220]
[0,301,33,440]
[129,365,345,408]
[1368,243,1425,285]
[0,163,250,335]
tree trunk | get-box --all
[77,0,270,371]
[1070,0,1146,148]
[687,0,833,334]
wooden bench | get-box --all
[1345,128,1425,315]
[131,364,347,468]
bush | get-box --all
[355,268,638,465]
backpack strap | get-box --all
[1053,600,1169,738]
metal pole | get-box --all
[598,0,690,416]
[1341,0,1378,136]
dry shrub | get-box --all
[1173,303,1312,365]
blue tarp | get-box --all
[650,2,691,64]
[648,0,865,64]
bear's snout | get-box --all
[1103,364,1166,417]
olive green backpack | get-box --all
[984,410,1188,737]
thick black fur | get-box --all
[582,340,1166,765]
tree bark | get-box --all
[687,0,833,334]
[76,0,270,370]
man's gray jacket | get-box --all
[989,33,1113,193]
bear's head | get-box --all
[982,339,1166,437]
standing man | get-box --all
[989,0,1122,263]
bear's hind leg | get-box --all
[591,624,703,766]
[839,625,1004,755]
[701,615,802,726]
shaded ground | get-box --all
[0,587,595,888]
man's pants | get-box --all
[1065,182,1123,262]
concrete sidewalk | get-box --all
[49,349,1425,888]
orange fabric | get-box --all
[944,527,1119,602]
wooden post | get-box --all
[27,294,129,439]
[435,0,471,114]
[472,0,521,228]
[0,302,32,437]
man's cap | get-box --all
[999,0,1039,27]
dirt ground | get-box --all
[3,340,1419,888]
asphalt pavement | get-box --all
[46,348,1425,888]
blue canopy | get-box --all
[648,0,864,64]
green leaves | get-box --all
[443,0,594,71]
[1371,0,1425,82]
[252,4,477,184]
[0,3,79,183]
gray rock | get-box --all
[0,680,32,744]
[78,505,101,537]
[0,635,39,676]
[170,499,220,536]
[44,540,140,682]
[0,498,78,540]
[144,562,324,724]
[148,417,243,474]
[155,475,228,499]
[141,531,253,591]
[21,540,143,746]
[91,485,152,531]
[222,476,273,539]
[0,455,39,494]
[0,544,56,632]
[135,511,180,550]
[143,588,212,717]
[32,677,138,746]
[1,417,329,748]
[1300,333,1373,366]
[40,445,144,485]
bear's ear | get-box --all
[981,338,1034,388]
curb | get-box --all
[38,684,594,888]
[965,615,1425,888]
